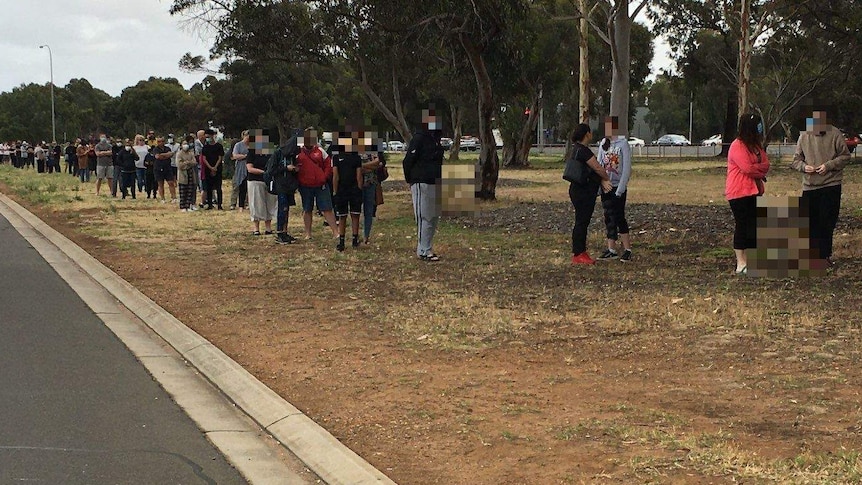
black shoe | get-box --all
[598,249,619,260]
[206,206,214,210]
[275,232,290,245]
[264,230,274,235]
[336,237,345,252]
[217,206,224,211]
[285,234,298,244]
[620,250,633,262]
[352,235,360,248]
[323,220,330,227]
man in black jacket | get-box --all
[402,108,445,261]
[267,135,301,244]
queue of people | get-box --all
[566,109,849,273]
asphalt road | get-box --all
[0,214,245,484]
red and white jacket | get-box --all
[296,145,332,188]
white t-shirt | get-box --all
[133,145,149,169]
[169,143,180,167]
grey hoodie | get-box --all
[597,136,632,197]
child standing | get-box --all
[596,116,633,262]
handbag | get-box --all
[375,183,384,206]
[563,145,591,185]
[376,163,389,182]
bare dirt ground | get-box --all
[2,158,862,484]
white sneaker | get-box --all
[181,208,189,212]
[189,205,198,211]
[170,198,177,204]
[160,199,167,204]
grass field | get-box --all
[2,157,862,484]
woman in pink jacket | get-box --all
[726,113,770,275]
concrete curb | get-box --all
[0,193,396,485]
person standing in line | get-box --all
[402,108,445,262]
[726,113,771,275]
[76,140,89,182]
[19,142,31,170]
[111,138,123,197]
[230,130,249,211]
[86,141,97,180]
[152,136,177,204]
[245,132,279,235]
[269,135,301,244]
[596,116,634,262]
[200,129,225,210]
[50,142,61,174]
[176,140,198,211]
[132,135,149,194]
[94,134,114,197]
[34,143,46,173]
[360,149,385,244]
[296,128,339,238]
[790,110,851,267]
[331,132,365,251]
[567,123,613,265]
[117,138,139,199]
[194,129,206,207]
[65,140,77,175]
[167,134,179,180]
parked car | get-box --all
[386,140,405,151]
[702,134,722,146]
[460,136,479,151]
[627,137,645,147]
[841,130,859,153]
[653,134,691,146]
[440,137,453,150]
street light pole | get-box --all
[39,44,56,144]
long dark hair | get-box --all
[571,123,591,144]
[738,113,763,152]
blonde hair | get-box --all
[134,134,144,145]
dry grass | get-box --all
[3,157,862,484]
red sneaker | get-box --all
[571,252,596,265]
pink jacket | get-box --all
[725,139,769,200]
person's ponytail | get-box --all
[601,137,611,151]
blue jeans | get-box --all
[78,168,89,183]
[298,185,333,213]
[136,168,146,192]
[362,184,377,239]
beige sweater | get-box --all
[790,125,850,191]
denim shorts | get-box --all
[298,185,333,213]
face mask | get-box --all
[100,137,107,143]
[125,146,131,151]
[206,138,212,143]
[756,122,764,134]
[181,144,189,151]
[167,138,174,144]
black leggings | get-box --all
[729,195,758,250]
[569,183,598,255]
[802,185,841,259]
[601,189,629,240]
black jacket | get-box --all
[117,148,140,172]
[265,136,301,195]
[402,130,444,185]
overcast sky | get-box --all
[1,0,675,97]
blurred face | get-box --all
[422,109,439,130]
[304,130,318,148]
[604,116,619,138]
[197,130,205,141]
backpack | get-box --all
[264,137,301,195]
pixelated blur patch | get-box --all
[441,164,478,216]
[248,128,275,155]
[747,196,825,277]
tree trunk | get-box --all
[719,91,738,157]
[737,0,752,120]
[504,93,540,167]
[449,103,462,161]
[609,1,631,135]
[577,0,590,124]
[460,34,499,200]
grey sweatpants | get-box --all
[410,183,440,257]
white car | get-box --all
[627,137,645,147]
[386,141,405,151]
[459,136,478,151]
[702,134,722,146]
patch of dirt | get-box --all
[9,179,862,484]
